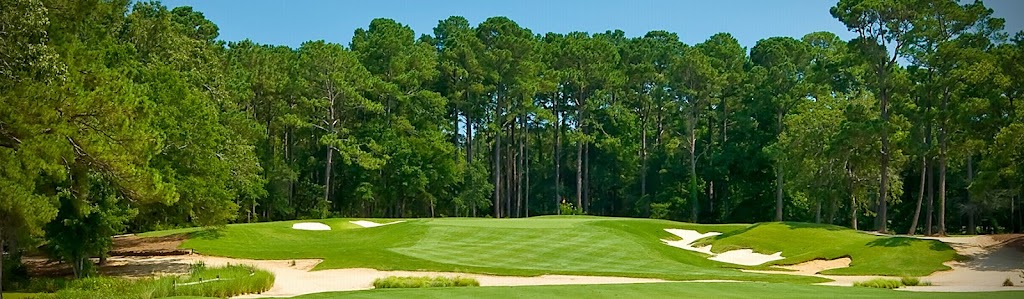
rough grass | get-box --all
[372,276,479,288]
[270,282,1024,299]
[4,264,273,299]
[697,222,959,276]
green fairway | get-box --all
[699,222,959,276]
[272,282,1024,299]
[140,216,961,283]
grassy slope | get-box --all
[698,222,958,276]
[275,283,1024,299]
[141,216,955,282]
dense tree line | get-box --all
[2,0,1023,284]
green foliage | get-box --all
[44,169,138,278]
[372,276,479,289]
[853,278,903,289]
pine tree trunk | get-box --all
[688,110,699,223]
[516,116,524,218]
[324,147,334,219]
[524,116,530,217]
[775,110,784,222]
[908,156,927,235]
[506,140,513,218]
[938,89,949,236]
[554,104,562,214]
[583,142,590,214]
[878,88,891,234]
[966,155,975,235]
[926,157,935,235]
[1,225,5,298]
[494,113,502,218]
[576,118,583,212]
[640,117,648,213]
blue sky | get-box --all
[159,0,1023,49]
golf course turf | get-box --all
[139,216,962,284]
[267,282,1024,299]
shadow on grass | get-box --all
[780,222,850,231]
[865,237,915,247]
[190,228,224,240]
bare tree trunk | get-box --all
[908,156,927,235]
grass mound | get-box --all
[697,222,958,276]
[373,276,479,288]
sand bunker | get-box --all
[292,222,331,231]
[710,249,784,266]
[662,229,785,266]
[350,220,405,228]
[662,229,721,254]
[775,257,852,274]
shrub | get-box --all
[1004,278,1015,287]
[373,276,479,289]
[559,201,583,215]
[853,278,902,289]
[900,276,920,286]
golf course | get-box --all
[5,0,1024,298]
[8,216,1017,298]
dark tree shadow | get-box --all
[865,237,915,247]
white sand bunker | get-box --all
[662,229,785,266]
[350,220,405,228]
[292,222,331,231]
